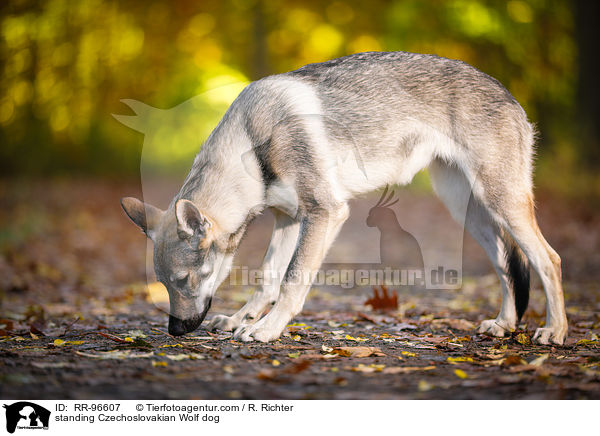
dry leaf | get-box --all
[515,333,532,345]
[352,363,386,373]
[365,285,398,311]
[165,353,205,361]
[529,354,549,366]
[76,350,153,359]
[447,356,474,364]
[332,346,384,358]
[383,366,435,374]
[503,354,527,367]
[345,334,369,342]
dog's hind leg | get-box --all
[207,210,300,332]
[497,194,567,345]
[234,203,349,342]
[429,160,525,337]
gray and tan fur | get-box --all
[121,52,567,344]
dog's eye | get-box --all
[175,275,188,289]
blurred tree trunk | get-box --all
[251,1,269,79]
[575,0,600,167]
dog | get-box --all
[120,51,567,344]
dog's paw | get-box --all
[232,323,279,342]
[206,314,242,332]
[478,319,511,337]
[232,311,289,342]
[533,326,567,345]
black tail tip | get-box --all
[507,244,530,322]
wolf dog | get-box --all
[120,52,567,344]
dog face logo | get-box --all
[3,402,50,433]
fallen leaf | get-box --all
[345,334,369,342]
[352,363,386,373]
[576,339,599,347]
[447,356,474,364]
[357,312,379,324]
[76,350,153,359]
[503,354,527,367]
[321,345,334,353]
[515,333,532,345]
[271,359,281,367]
[257,369,276,380]
[152,361,168,367]
[127,330,147,338]
[283,360,311,374]
[165,353,205,361]
[365,285,398,311]
[332,346,384,358]
[454,369,468,379]
[31,361,70,369]
[287,352,301,359]
[383,366,436,374]
[418,380,433,392]
[529,354,549,367]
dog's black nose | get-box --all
[168,315,187,336]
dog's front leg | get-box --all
[234,204,349,342]
[207,211,300,332]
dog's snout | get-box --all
[168,298,212,336]
[168,315,187,336]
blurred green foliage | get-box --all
[0,0,592,195]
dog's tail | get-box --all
[503,232,530,322]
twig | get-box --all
[62,316,81,336]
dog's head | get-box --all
[121,197,232,335]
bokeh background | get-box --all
[1,0,599,196]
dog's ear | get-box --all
[175,199,212,240]
[120,197,163,239]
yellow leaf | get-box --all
[53,339,65,346]
[124,337,134,342]
[447,356,474,364]
[352,363,385,373]
[454,369,468,379]
[160,344,183,348]
[383,366,436,374]
[401,351,416,357]
[515,333,532,345]
[345,334,368,342]
[288,352,300,359]
[292,335,301,341]
[271,359,281,367]
[152,361,168,367]
[576,339,599,347]
[30,332,39,340]
[68,341,84,345]
[418,380,433,392]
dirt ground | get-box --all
[0,179,598,400]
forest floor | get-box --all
[0,178,598,400]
